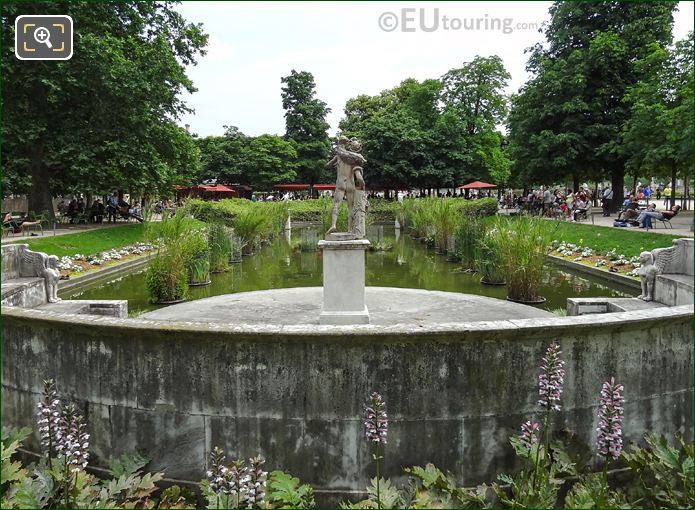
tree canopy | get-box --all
[1,1,208,217]
[507,0,678,205]
[339,57,511,191]
[280,70,331,186]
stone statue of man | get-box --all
[325,136,367,238]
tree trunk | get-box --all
[670,163,677,210]
[572,174,579,193]
[593,182,599,207]
[27,144,55,220]
[611,171,624,213]
[632,170,638,196]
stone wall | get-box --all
[2,305,692,500]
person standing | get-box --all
[106,193,119,223]
[602,186,614,216]
[542,187,552,215]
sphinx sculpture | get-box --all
[20,248,62,303]
[325,136,368,239]
[636,251,658,301]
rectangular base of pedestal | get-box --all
[319,307,370,325]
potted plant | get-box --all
[208,223,232,273]
[477,228,505,285]
[491,215,551,303]
[145,210,198,304]
[186,231,211,286]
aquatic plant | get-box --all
[208,223,232,273]
[491,215,552,302]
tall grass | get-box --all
[189,257,211,285]
[234,208,271,254]
[430,199,457,253]
[145,210,203,302]
[208,223,232,273]
[491,215,552,302]
[454,215,486,270]
[477,228,505,284]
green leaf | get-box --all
[107,451,150,478]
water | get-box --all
[67,226,636,317]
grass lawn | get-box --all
[8,224,147,257]
[544,220,680,258]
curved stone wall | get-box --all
[2,304,693,498]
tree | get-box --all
[441,56,510,136]
[280,70,331,186]
[196,126,248,184]
[507,48,593,190]
[622,32,694,208]
[1,1,208,218]
[239,135,298,190]
[338,61,511,192]
[507,1,677,204]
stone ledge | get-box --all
[547,254,641,290]
[2,300,692,340]
[58,253,153,294]
[318,239,371,250]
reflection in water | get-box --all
[68,226,636,317]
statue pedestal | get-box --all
[318,238,370,325]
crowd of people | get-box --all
[511,187,593,221]
[56,194,144,224]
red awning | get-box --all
[273,184,310,190]
[273,184,336,191]
[192,184,236,193]
[457,181,497,189]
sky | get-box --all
[176,1,695,138]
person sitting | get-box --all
[90,199,105,224]
[618,196,640,221]
[572,196,588,221]
[66,199,78,223]
[3,212,42,235]
[637,204,681,229]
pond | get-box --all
[66,226,636,317]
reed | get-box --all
[454,215,486,270]
[477,228,505,284]
[491,215,552,302]
[208,223,232,273]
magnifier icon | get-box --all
[34,26,52,48]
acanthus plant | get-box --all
[364,392,388,509]
[205,448,266,509]
[596,378,625,472]
[35,380,90,508]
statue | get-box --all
[637,251,658,302]
[325,136,367,239]
[45,255,62,303]
[20,248,62,303]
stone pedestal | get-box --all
[318,238,370,324]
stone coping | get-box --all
[3,301,692,340]
[58,252,153,293]
[547,254,641,290]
